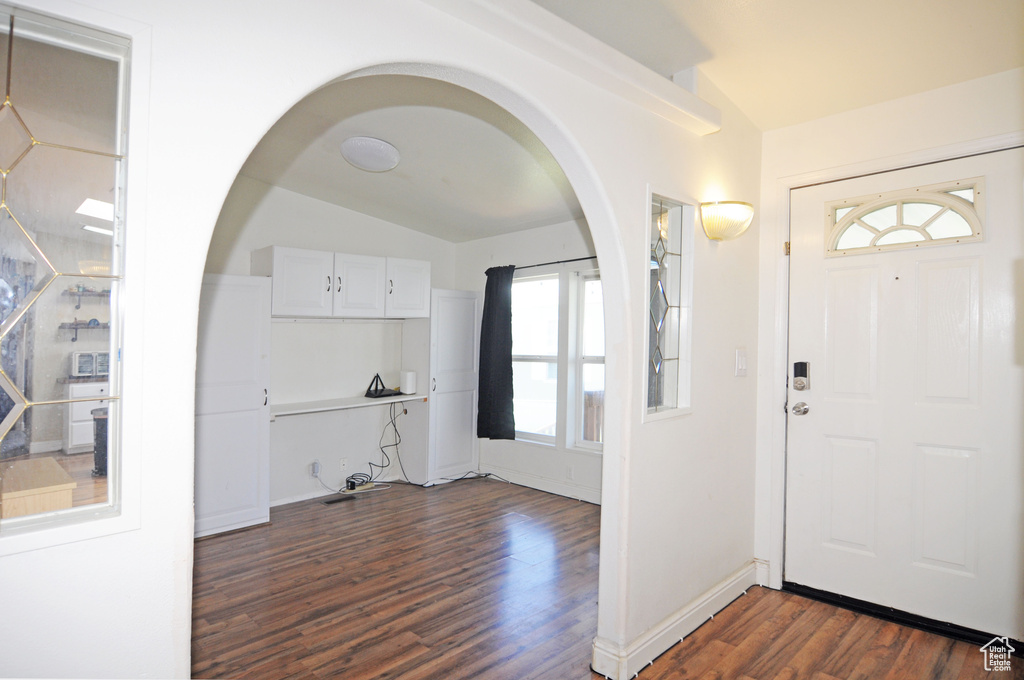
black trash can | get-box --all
[91,407,108,477]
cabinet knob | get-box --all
[326,275,331,292]
[336,276,341,293]
[389,279,394,295]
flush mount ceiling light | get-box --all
[340,136,400,173]
[81,224,113,236]
[700,201,755,241]
[75,198,114,221]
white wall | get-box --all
[754,68,1024,588]
[594,72,762,672]
[0,2,761,678]
[454,218,603,503]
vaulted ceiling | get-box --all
[238,1,1024,242]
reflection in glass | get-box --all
[0,12,127,524]
[649,196,687,412]
[7,146,119,276]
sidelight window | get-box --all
[646,194,694,416]
[0,9,128,532]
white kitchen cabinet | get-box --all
[251,246,333,317]
[65,381,109,454]
[334,253,386,317]
[251,246,429,318]
[385,257,431,318]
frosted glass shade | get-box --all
[700,201,754,241]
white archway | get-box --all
[199,60,633,667]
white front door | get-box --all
[785,147,1024,639]
[428,288,480,481]
[195,274,271,537]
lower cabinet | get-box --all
[65,381,108,454]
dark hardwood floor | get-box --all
[192,479,601,679]
[191,479,1018,679]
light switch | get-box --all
[735,348,748,377]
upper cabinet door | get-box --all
[255,246,334,317]
[385,257,431,318]
[334,253,387,317]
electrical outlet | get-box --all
[566,465,575,481]
[340,458,348,472]
[311,461,321,478]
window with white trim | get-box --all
[511,265,603,449]
[646,194,694,416]
[0,8,128,531]
[827,178,983,256]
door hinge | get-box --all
[784,241,791,256]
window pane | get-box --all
[860,205,897,230]
[648,195,689,412]
[902,202,942,227]
[582,278,603,357]
[875,228,925,245]
[512,278,559,356]
[834,206,855,222]
[926,210,973,239]
[581,363,604,443]
[513,361,556,436]
[836,223,875,250]
[0,14,126,526]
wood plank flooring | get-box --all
[191,479,1019,679]
[643,587,1019,680]
[192,479,601,680]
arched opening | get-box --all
[192,66,623,675]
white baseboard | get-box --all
[591,562,757,679]
[29,440,63,454]
[270,488,335,507]
[478,464,601,504]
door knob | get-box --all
[791,402,809,416]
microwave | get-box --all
[72,351,110,377]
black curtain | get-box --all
[477,265,516,439]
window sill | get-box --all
[643,405,693,424]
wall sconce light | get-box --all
[700,201,754,241]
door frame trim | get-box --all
[758,130,1024,590]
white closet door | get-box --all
[195,274,271,537]
[428,289,479,480]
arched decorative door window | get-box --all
[825,179,983,256]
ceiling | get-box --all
[239,1,1024,243]
[531,0,1024,131]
